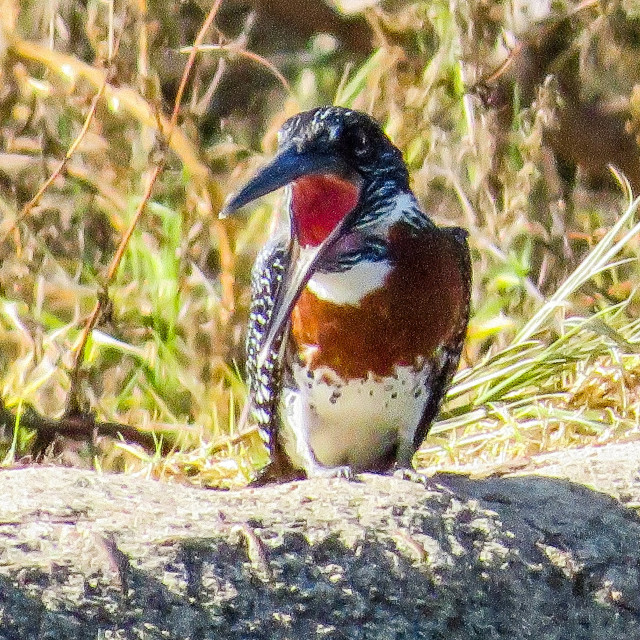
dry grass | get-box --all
[1,0,640,487]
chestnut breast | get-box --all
[290,223,470,380]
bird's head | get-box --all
[222,106,409,365]
[221,106,409,241]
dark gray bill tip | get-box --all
[219,182,265,218]
[218,195,241,219]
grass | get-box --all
[0,0,639,487]
[419,194,640,473]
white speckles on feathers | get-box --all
[279,361,438,472]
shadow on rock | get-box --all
[0,467,639,639]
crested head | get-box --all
[221,106,411,220]
[278,106,409,187]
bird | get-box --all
[222,106,471,482]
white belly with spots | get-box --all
[279,361,435,473]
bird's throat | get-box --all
[291,174,359,247]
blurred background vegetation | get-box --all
[2,0,640,487]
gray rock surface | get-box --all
[1,442,640,639]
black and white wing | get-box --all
[246,237,302,480]
[246,238,288,436]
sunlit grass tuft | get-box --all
[418,197,640,473]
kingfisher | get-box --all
[222,106,471,482]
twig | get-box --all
[11,14,127,239]
[9,37,217,194]
[169,0,225,132]
[68,0,226,411]
[0,399,172,460]
[9,33,234,311]
[69,165,162,389]
[473,0,600,95]
[229,523,274,582]
[16,83,107,225]
[180,43,290,92]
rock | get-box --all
[1,443,640,639]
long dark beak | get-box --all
[221,146,359,369]
[220,146,351,218]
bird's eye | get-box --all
[353,130,369,157]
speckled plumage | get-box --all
[245,239,287,436]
